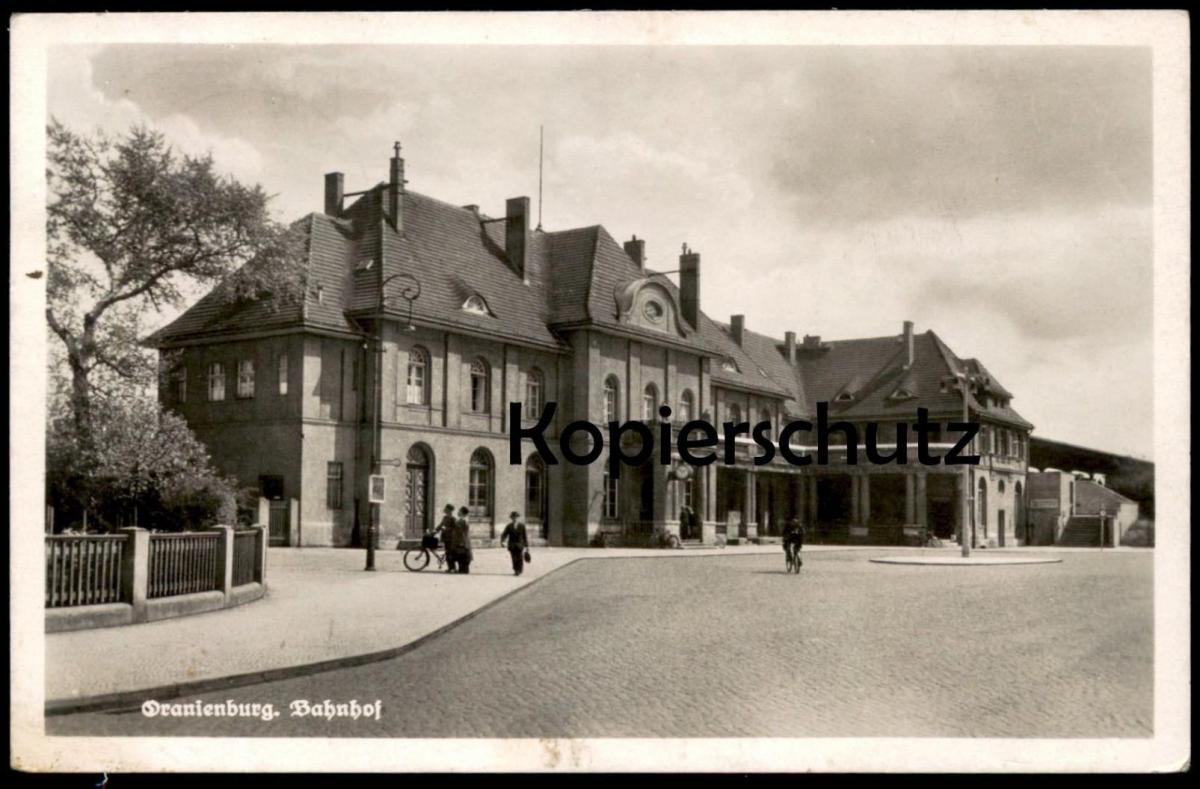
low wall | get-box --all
[45,525,269,633]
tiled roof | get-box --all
[147,175,1029,431]
[789,329,1033,428]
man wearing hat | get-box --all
[500,511,529,576]
[435,503,458,573]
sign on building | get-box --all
[369,474,386,504]
[1028,498,1059,510]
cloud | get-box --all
[49,46,267,187]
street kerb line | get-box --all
[43,546,813,717]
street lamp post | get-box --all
[365,271,421,572]
[945,370,977,559]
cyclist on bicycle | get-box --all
[783,517,805,571]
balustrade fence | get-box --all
[45,526,267,611]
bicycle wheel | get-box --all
[403,548,431,572]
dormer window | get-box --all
[462,294,491,316]
[834,391,855,403]
[643,300,664,322]
[721,357,740,373]
[888,388,916,401]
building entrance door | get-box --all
[405,445,431,539]
[267,501,289,546]
[998,509,1006,547]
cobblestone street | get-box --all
[48,549,1152,738]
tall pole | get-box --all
[366,283,383,571]
[537,125,544,231]
[961,373,972,559]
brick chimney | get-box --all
[623,235,646,272]
[324,172,344,216]
[784,331,797,364]
[730,314,745,346]
[903,320,914,367]
[679,243,700,329]
[506,196,531,283]
[802,334,823,350]
[389,143,405,232]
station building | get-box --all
[151,149,1034,549]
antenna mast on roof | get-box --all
[537,125,544,231]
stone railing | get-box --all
[45,525,268,633]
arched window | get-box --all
[469,449,493,518]
[406,346,429,405]
[525,368,544,416]
[998,480,1006,494]
[469,358,490,413]
[642,384,659,421]
[727,402,742,424]
[525,454,546,525]
[679,390,695,422]
[604,376,620,422]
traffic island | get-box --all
[869,554,1063,566]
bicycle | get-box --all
[403,537,448,572]
[784,541,803,574]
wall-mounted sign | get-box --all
[1028,498,1059,510]
[369,475,386,504]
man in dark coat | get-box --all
[435,503,458,573]
[454,506,473,574]
[500,511,529,576]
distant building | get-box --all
[150,148,1033,548]
[1025,470,1140,546]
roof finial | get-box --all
[393,140,402,159]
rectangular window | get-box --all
[172,366,187,404]
[326,462,344,510]
[603,466,619,519]
[278,354,288,396]
[207,363,226,402]
[469,468,490,516]
[236,359,255,399]
[407,353,427,405]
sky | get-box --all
[47,44,1154,459]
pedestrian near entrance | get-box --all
[454,506,474,574]
[500,511,529,576]
[436,504,458,573]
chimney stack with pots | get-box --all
[324,172,344,217]
[802,334,823,350]
[506,196,531,283]
[389,143,406,233]
[623,235,646,272]
[679,243,701,329]
[784,331,797,365]
[903,320,914,367]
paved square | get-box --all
[48,549,1152,738]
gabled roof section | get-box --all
[351,190,566,350]
[149,212,356,346]
[787,328,1032,428]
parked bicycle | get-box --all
[403,534,447,572]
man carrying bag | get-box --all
[500,511,530,576]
